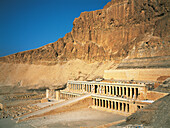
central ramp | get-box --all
[17,94,91,122]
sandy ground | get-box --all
[0,108,126,128]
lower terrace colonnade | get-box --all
[92,97,130,113]
[60,93,78,99]
[68,82,140,99]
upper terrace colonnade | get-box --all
[67,80,147,100]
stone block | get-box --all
[41,98,48,103]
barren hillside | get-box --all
[0,0,169,87]
[124,94,170,128]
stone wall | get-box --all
[147,91,168,100]
[104,68,170,81]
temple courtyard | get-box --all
[0,108,126,128]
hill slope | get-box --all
[125,94,170,127]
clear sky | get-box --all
[0,0,111,57]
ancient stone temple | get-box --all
[46,69,169,115]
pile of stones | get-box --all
[0,104,40,119]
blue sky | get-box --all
[0,0,111,57]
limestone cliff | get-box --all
[0,0,169,65]
[0,0,170,87]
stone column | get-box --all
[130,87,132,98]
[92,85,94,93]
[125,103,128,112]
[80,84,81,92]
[97,85,99,94]
[102,100,104,107]
[111,101,113,109]
[46,89,49,98]
[115,102,117,110]
[134,88,136,99]
[104,86,106,95]
[96,99,98,107]
[122,87,125,97]
[106,86,108,95]
[93,98,95,106]
[126,87,128,98]
[89,85,90,92]
[89,85,91,93]
[99,86,101,94]
[119,87,121,96]
[115,86,117,96]
[56,91,60,100]
[99,99,101,107]
[113,86,115,95]
[109,86,112,96]
[122,102,124,112]
[108,100,110,109]
[69,84,71,90]
[105,100,107,108]
[101,86,103,95]
[112,86,114,96]
[118,102,120,111]
[60,93,62,99]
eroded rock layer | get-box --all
[0,0,169,65]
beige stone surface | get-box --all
[41,98,48,103]
[104,68,170,81]
[0,60,116,87]
[147,91,169,100]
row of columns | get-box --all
[68,83,139,99]
[60,93,78,99]
[92,98,130,113]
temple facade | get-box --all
[58,80,153,115]
[45,69,169,115]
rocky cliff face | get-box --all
[0,0,169,87]
[0,0,169,65]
